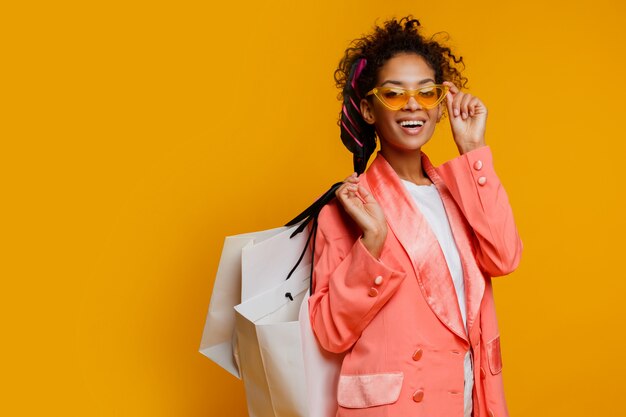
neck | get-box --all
[380,146,432,185]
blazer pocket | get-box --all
[486,335,503,375]
[337,372,404,408]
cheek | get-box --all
[369,109,393,130]
[429,108,442,124]
[376,116,398,135]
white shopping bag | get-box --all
[234,264,310,417]
[240,224,311,302]
[299,292,344,417]
[199,227,286,377]
[200,216,344,417]
[234,262,344,417]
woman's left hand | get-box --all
[442,81,487,154]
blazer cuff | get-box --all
[436,145,523,275]
[335,232,406,304]
[439,145,493,185]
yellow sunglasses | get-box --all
[365,84,450,110]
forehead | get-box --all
[376,53,435,84]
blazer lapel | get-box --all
[365,153,468,342]
[422,151,485,341]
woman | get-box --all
[308,16,523,417]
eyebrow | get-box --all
[380,78,436,87]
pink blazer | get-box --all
[308,145,523,417]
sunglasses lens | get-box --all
[418,86,445,107]
[379,88,407,108]
[376,86,446,109]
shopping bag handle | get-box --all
[285,181,344,231]
[284,181,344,295]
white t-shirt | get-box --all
[401,180,474,417]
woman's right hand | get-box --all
[335,173,388,258]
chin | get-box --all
[381,133,433,152]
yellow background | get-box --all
[2,0,625,415]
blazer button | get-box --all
[412,389,424,402]
[374,275,383,285]
[477,176,487,186]
[412,348,423,361]
[473,160,483,170]
[368,287,379,297]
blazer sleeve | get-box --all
[308,204,407,353]
[436,145,523,277]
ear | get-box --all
[436,104,443,122]
[360,98,376,125]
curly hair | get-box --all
[336,16,468,173]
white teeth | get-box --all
[400,120,425,128]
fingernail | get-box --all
[454,109,459,117]
[462,112,467,118]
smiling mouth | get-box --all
[399,120,425,128]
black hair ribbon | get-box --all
[284,181,344,296]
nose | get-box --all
[403,94,422,111]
